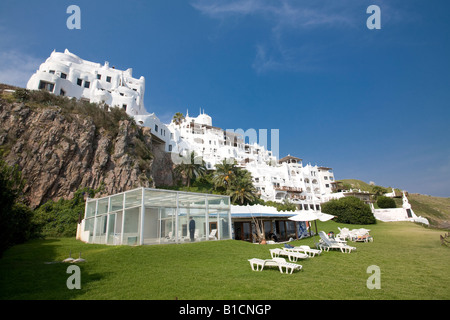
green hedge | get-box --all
[321,196,376,225]
[377,196,397,208]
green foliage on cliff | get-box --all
[33,185,104,238]
[0,153,37,257]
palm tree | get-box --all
[174,151,206,188]
[228,176,257,205]
[172,112,185,126]
[212,159,236,190]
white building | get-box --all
[371,192,429,225]
[165,110,276,170]
[163,111,336,209]
[27,50,337,209]
[27,49,146,116]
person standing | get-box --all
[189,217,195,242]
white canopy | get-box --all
[288,211,335,222]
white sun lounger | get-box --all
[318,231,356,253]
[269,248,309,262]
[286,245,322,257]
[248,258,302,274]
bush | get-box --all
[0,154,38,257]
[12,88,30,102]
[33,186,103,238]
[377,196,397,208]
[321,196,376,225]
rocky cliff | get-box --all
[0,87,174,208]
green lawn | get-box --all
[0,221,449,300]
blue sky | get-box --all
[1,0,449,197]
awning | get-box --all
[231,204,299,219]
[288,211,335,222]
[231,213,298,218]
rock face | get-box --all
[0,98,173,208]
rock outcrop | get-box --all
[0,93,173,208]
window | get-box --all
[106,76,111,83]
[77,78,82,86]
[60,89,66,96]
[97,74,102,80]
[168,145,172,152]
[60,73,67,79]
[122,104,127,110]
[84,81,90,88]
[155,124,158,132]
[38,80,54,92]
[49,70,55,74]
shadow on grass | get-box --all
[0,238,105,300]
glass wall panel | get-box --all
[160,208,176,241]
[186,208,207,241]
[115,211,123,243]
[143,208,159,241]
[178,193,206,209]
[125,189,142,208]
[84,218,95,242]
[107,213,116,245]
[207,195,228,207]
[110,194,124,212]
[94,215,107,244]
[218,211,231,240]
[145,189,177,207]
[177,207,189,242]
[97,198,109,215]
[85,201,96,218]
[123,207,140,245]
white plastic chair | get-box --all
[208,229,218,240]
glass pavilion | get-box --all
[81,187,231,245]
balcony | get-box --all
[274,186,303,193]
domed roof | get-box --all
[195,110,212,126]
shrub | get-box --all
[12,88,30,102]
[33,185,104,238]
[321,196,376,225]
[0,154,38,256]
[377,196,397,208]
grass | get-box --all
[407,194,450,229]
[1,220,449,300]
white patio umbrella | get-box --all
[288,211,335,237]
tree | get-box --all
[174,151,206,188]
[227,171,257,205]
[172,112,185,126]
[212,159,236,191]
[321,196,376,225]
[211,159,258,205]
